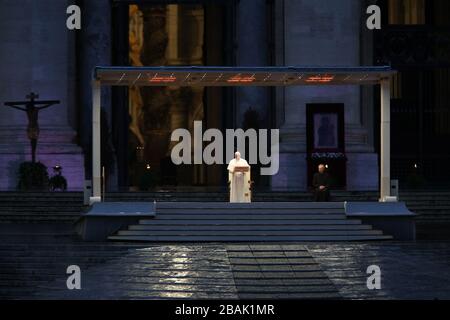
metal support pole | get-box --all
[90,80,102,204]
[380,78,391,201]
[102,166,106,201]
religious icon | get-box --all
[313,113,338,149]
[4,92,60,163]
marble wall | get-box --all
[0,0,84,190]
[0,0,379,192]
[272,0,378,191]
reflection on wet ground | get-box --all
[307,242,450,299]
[33,245,239,299]
[1,232,449,299]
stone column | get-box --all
[91,80,101,202]
[0,0,84,190]
[380,78,391,200]
[79,0,117,190]
[236,0,269,128]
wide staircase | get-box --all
[1,190,449,240]
[108,202,393,242]
[103,190,377,202]
[102,190,450,225]
[0,192,83,224]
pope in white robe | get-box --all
[227,151,251,203]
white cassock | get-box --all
[227,158,251,203]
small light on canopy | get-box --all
[305,75,334,83]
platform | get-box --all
[75,202,156,241]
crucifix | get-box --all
[4,92,60,163]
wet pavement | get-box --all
[307,242,450,299]
[1,227,450,299]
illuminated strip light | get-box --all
[215,73,224,82]
[359,74,369,81]
[263,73,272,82]
[182,73,191,83]
[227,74,256,83]
[131,73,142,86]
[149,73,177,83]
[305,75,335,83]
[115,73,126,85]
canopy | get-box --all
[90,65,396,203]
[94,66,395,86]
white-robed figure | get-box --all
[227,151,251,203]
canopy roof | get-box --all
[94,66,395,87]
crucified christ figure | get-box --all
[4,92,60,163]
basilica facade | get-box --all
[0,0,449,192]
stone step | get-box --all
[406,199,450,203]
[128,224,373,231]
[108,234,393,241]
[154,202,345,209]
[0,215,81,220]
[416,216,450,221]
[0,212,80,217]
[149,214,348,220]
[407,206,450,211]
[138,219,363,225]
[414,212,450,216]
[405,207,450,212]
[0,208,83,213]
[414,212,450,217]
[155,209,345,214]
[0,192,82,197]
[0,216,79,223]
[116,229,384,236]
[105,197,371,202]
[0,200,83,204]
[400,193,450,197]
[108,200,391,242]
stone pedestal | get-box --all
[0,127,85,190]
[0,0,84,190]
